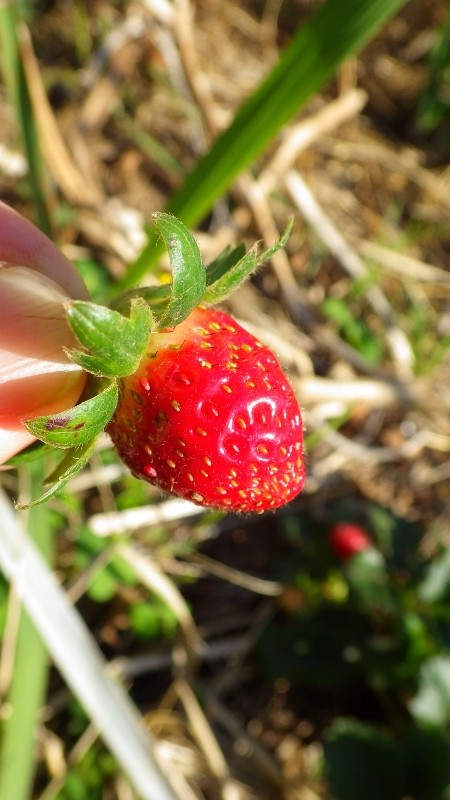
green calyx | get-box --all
[111,214,292,324]
[18,213,292,507]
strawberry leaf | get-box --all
[205,243,246,286]
[25,381,118,449]
[153,213,206,328]
[111,285,171,318]
[67,298,153,377]
[17,437,97,509]
[203,219,293,304]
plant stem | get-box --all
[0,463,52,800]
[0,1,51,234]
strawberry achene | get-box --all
[107,306,305,513]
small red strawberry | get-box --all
[329,523,373,561]
[107,306,305,513]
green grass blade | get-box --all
[0,3,51,234]
[0,489,180,800]
[0,615,48,800]
[118,0,408,289]
[0,463,52,800]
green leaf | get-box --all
[203,220,293,304]
[87,568,119,604]
[17,438,97,509]
[404,728,450,800]
[409,656,450,727]
[418,548,450,603]
[109,554,138,586]
[67,298,153,377]
[130,600,178,641]
[119,0,408,287]
[258,606,367,688]
[111,285,172,318]
[152,213,206,328]
[345,550,395,614]
[324,719,405,800]
[25,382,118,449]
[205,244,246,286]
[130,601,162,640]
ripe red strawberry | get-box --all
[329,523,373,561]
[107,306,305,513]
